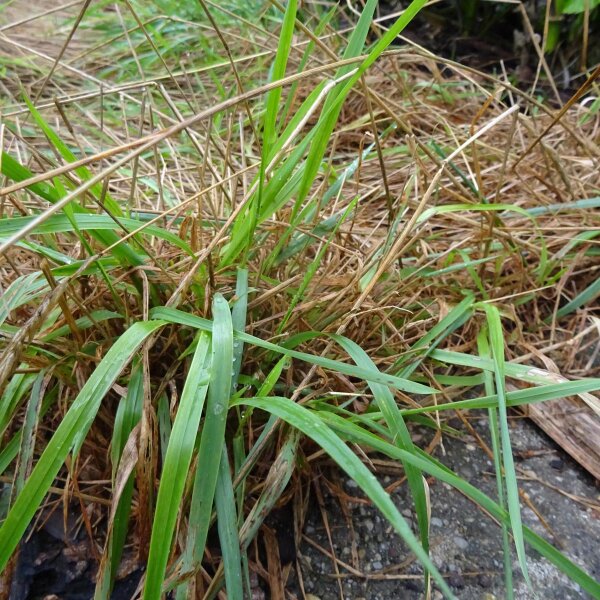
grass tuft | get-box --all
[0,0,599,597]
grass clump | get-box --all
[0,0,599,598]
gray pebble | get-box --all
[453,536,469,550]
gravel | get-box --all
[292,415,600,599]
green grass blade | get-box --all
[430,348,593,389]
[554,276,600,319]
[292,0,379,207]
[477,329,513,599]
[417,203,534,223]
[0,434,20,478]
[0,373,36,441]
[215,445,243,600]
[295,0,428,212]
[262,0,297,155]
[0,151,61,203]
[482,304,529,585]
[229,267,250,593]
[0,386,57,479]
[275,4,336,134]
[143,333,211,600]
[178,294,233,596]
[231,268,249,392]
[522,196,600,216]
[158,393,172,467]
[402,378,600,415]
[0,320,166,571]
[22,91,123,217]
[0,273,47,328]
[0,213,193,255]
[41,310,123,343]
[222,128,313,265]
[13,371,45,500]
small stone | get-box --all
[358,548,366,559]
[460,466,474,480]
[550,458,564,471]
[449,573,465,589]
[372,561,383,570]
[433,591,444,600]
[305,595,321,600]
[364,518,374,532]
[453,536,469,550]
[405,578,422,591]
[401,508,412,518]
[431,517,443,527]
[347,479,358,489]
[478,573,494,588]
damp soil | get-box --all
[291,415,600,600]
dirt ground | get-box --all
[293,415,600,599]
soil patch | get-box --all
[293,416,600,599]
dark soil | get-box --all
[8,510,141,600]
[376,0,599,100]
